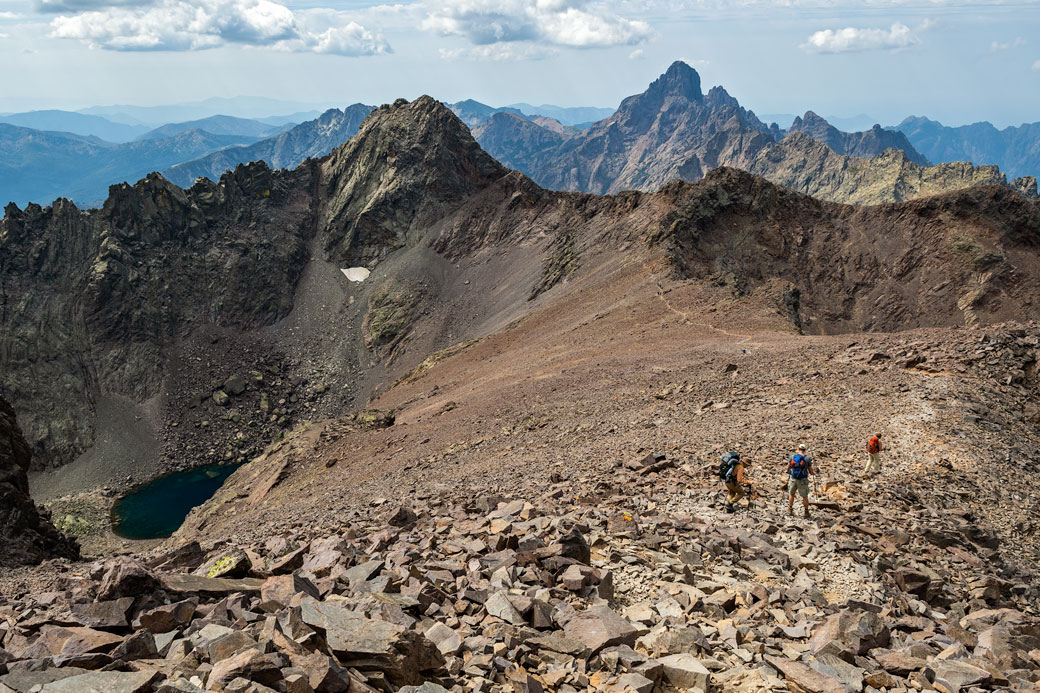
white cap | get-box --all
[797,444,806,450]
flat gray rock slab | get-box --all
[160,573,264,594]
[40,671,157,693]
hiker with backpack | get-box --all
[864,434,882,475]
[787,444,815,518]
[719,452,750,513]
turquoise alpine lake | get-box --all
[111,462,245,539]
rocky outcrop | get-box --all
[164,104,374,188]
[746,132,1034,204]
[789,111,929,165]
[317,96,508,266]
[0,163,315,467]
[0,396,79,566]
[472,111,566,174]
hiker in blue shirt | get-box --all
[787,444,815,518]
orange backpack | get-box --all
[867,437,880,454]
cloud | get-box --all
[628,48,642,59]
[1034,59,1040,71]
[292,22,390,56]
[423,0,651,49]
[0,11,19,18]
[802,22,922,54]
[35,0,156,13]
[991,37,1025,53]
[439,43,556,60]
[49,0,390,54]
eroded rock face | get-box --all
[0,396,79,566]
[472,62,1034,205]
[789,111,929,165]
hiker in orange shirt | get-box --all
[864,434,882,475]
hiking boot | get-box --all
[787,506,794,516]
[725,503,735,514]
[803,508,811,519]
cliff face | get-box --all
[789,111,929,165]
[477,61,774,195]
[0,163,315,467]
[747,132,1035,205]
[0,396,79,566]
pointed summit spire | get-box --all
[649,60,703,102]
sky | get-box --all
[1,0,1039,127]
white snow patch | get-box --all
[342,267,370,282]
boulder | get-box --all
[70,598,134,629]
[299,601,444,684]
[765,656,844,693]
[223,375,249,396]
[38,670,157,692]
[656,653,711,691]
[139,599,197,633]
[484,591,525,625]
[208,649,282,690]
[260,573,319,609]
[98,558,160,601]
[564,605,644,654]
[809,610,890,656]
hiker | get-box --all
[865,434,882,475]
[787,444,814,517]
[719,452,750,513]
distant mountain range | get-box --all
[2,68,1038,209]
[0,124,261,206]
[138,115,293,141]
[0,110,151,143]
[892,116,1040,183]
[470,61,1036,204]
[77,95,331,126]
[163,106,374,188]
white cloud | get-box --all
[0,32,8,38]
[802,22,922,54]
[439,44,553,60]
[423,0,651,49]
[294,22,390,56]
[1034,59,1040,71]
[990,37,1025,53]
[35,0,156,13]
[0,11,19,18]
[628,47,642,59]
[49,0,390,54]
[439,43,557,60]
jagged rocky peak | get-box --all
[0,396,79,566]
[319,96,509,265]
[617,60,704,117]
[649,60,704,101]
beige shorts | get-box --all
[788,477,809,498]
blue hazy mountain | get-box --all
[892,116,1040,180]
[0,110,150,143]
[164,105,374,188]
[78,96,330,127]
[0,124,262,206]
[138,115,294,141]
[507,103,615,126]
